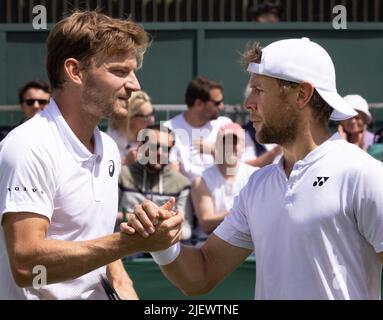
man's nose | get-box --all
[125,72,141,92]
[244,97,256,111]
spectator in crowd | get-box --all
[0,10,182,300]
[241,83,282,167]
[248,1,282,23]
[18,79,51,121]
[164,76,232,182]
[0,80,51,142]
[191,123,256,245]
[338,94,374,151]
[123,38,383,300]
[118,125,193,251]
[107,90,155,164]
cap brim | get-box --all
[316,88,358,121]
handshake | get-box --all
[119,197,184,264]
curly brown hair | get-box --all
[46,10,149,89]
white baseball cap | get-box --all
[247,37,357,121]
[343,94,372,124]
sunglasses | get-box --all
[208,99,224,107]
[23,99,49,106]
[134,112,155,121]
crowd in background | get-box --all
[3,72,382,255]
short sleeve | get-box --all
[353,161,383,253]
[214,184,254,250]
[0,137,56,222]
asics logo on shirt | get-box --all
[109,160,115,177]
[313,177,329,187]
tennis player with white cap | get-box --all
[123,38,383,299]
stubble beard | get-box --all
[81,79,128,121]
[256,102,300,146]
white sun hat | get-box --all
[247,37,357,121]
[343,94,372,124]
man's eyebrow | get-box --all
[105,63,131,68]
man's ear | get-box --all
[296,82,314,109]
[63,58,83,85]
[194,98,204,110]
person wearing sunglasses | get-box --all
[19,80,51,121]
[164,76,232,182]
[117,125,193,256]
[107,90,155,165]
[0,80,50,142]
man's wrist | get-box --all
[150,242,181,266]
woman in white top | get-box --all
[107,90,155,164]
[191,123,256,243]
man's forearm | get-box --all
[11,232,143,287]
[160,245,214,296]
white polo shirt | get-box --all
[214,133,383,299]
[163,113,232,182]
[0,99,121,299]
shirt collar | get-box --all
[44,98,103,163]
[277,132,342,172]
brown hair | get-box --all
[18,79,51,104]
[241,42,333,124]
[185,76,223,108]
[46,10,149,89]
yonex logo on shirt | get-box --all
[313,177,329,187]
[109,160,115,177]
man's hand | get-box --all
[120,198,184,252]
[121,197,176,236]
[122,147,138,166]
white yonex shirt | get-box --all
[194,162,256,241]
[214,133,383,299]
[0,99,121,299]
[163,113,232,182]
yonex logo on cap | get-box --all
[313,177,329,187]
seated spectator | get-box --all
[248,1,282,23]
[107,90,154,164]
[1,79,50,141]
[338,94,374,151]
[118,125,193,256]
[191,123,256,245]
